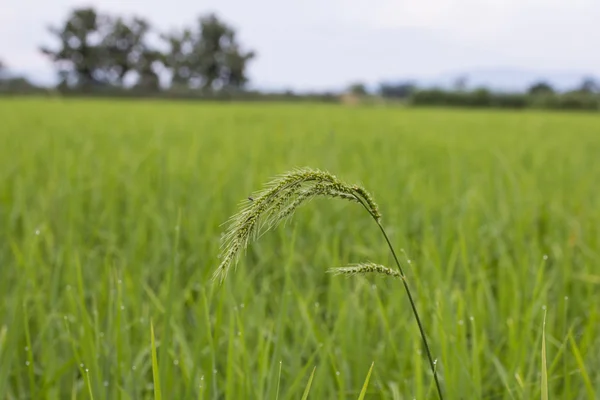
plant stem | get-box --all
[355,198,444,400]
[375,220,444,400]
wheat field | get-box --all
[1,98,599,399]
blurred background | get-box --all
[1,0,599,107]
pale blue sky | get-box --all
[1,0,599,90]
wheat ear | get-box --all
[328,262,403,278]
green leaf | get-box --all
[151,320,162,400]
[300,366,316,400]
[568,330,595,399]
[358,362,375,400]
[541,310,548,400]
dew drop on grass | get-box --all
[35,229,40,235]
[103,381,109,387]
[240,303,245,309]
[458,320,464,325]
[200,375,204,381]
[336,371,340,376]
[118,279,122,284]
[121,305,125,310]
[542,305,546,310]
[407,260,412,264]
[85,368,89,373]
[174,359,179,366]
[314,302,320,308]
[66,285,71,291]
[433,359,438,366]
[565,296,569,300]
[25,361,30,366]
[99,332,104,337]
[213,369,217,374]
[24,346,28,351]
[543,254,548,260]
[80,363,84,368]
[371,284,377,290]
[132,365,136,370]
[469,316,474,321]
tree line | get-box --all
[347,78,600,111]
[1,7,255,94]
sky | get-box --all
[1,0,599,91]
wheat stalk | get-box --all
[213,167,444,400]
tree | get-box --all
[41,8,163,90]
[0,59,7,80]
[101,16,162,90]
[161,29,195,88]
[528,81,554,95]
[41,8,256,93]
[378,81,416,99]
[453,75,468,92]
[162,13,255,90]
[40,7,109,89]
[0,59,41,94]
[577,76,599,94]
[348,82,368,96]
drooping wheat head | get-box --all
[213,167,382,283]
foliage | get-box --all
[0,60,46,95]
[378,81,417,99]
[348,82,368,96]
[161,13,255,91]
[528,81,555,95]
[411,88,599,110]
[39,8,255,91]
[576,76,599,94]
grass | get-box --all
[1,98,599,399]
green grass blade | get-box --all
[85,370,94,400]
[275,361,282,400]
[300,366,316,400]
[151,321,162,400]
[568,331,595,399]
[541,310,548,400]
[357,362,374,400]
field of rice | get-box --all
[1,98,599,399]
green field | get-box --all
[1,98,599,399]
